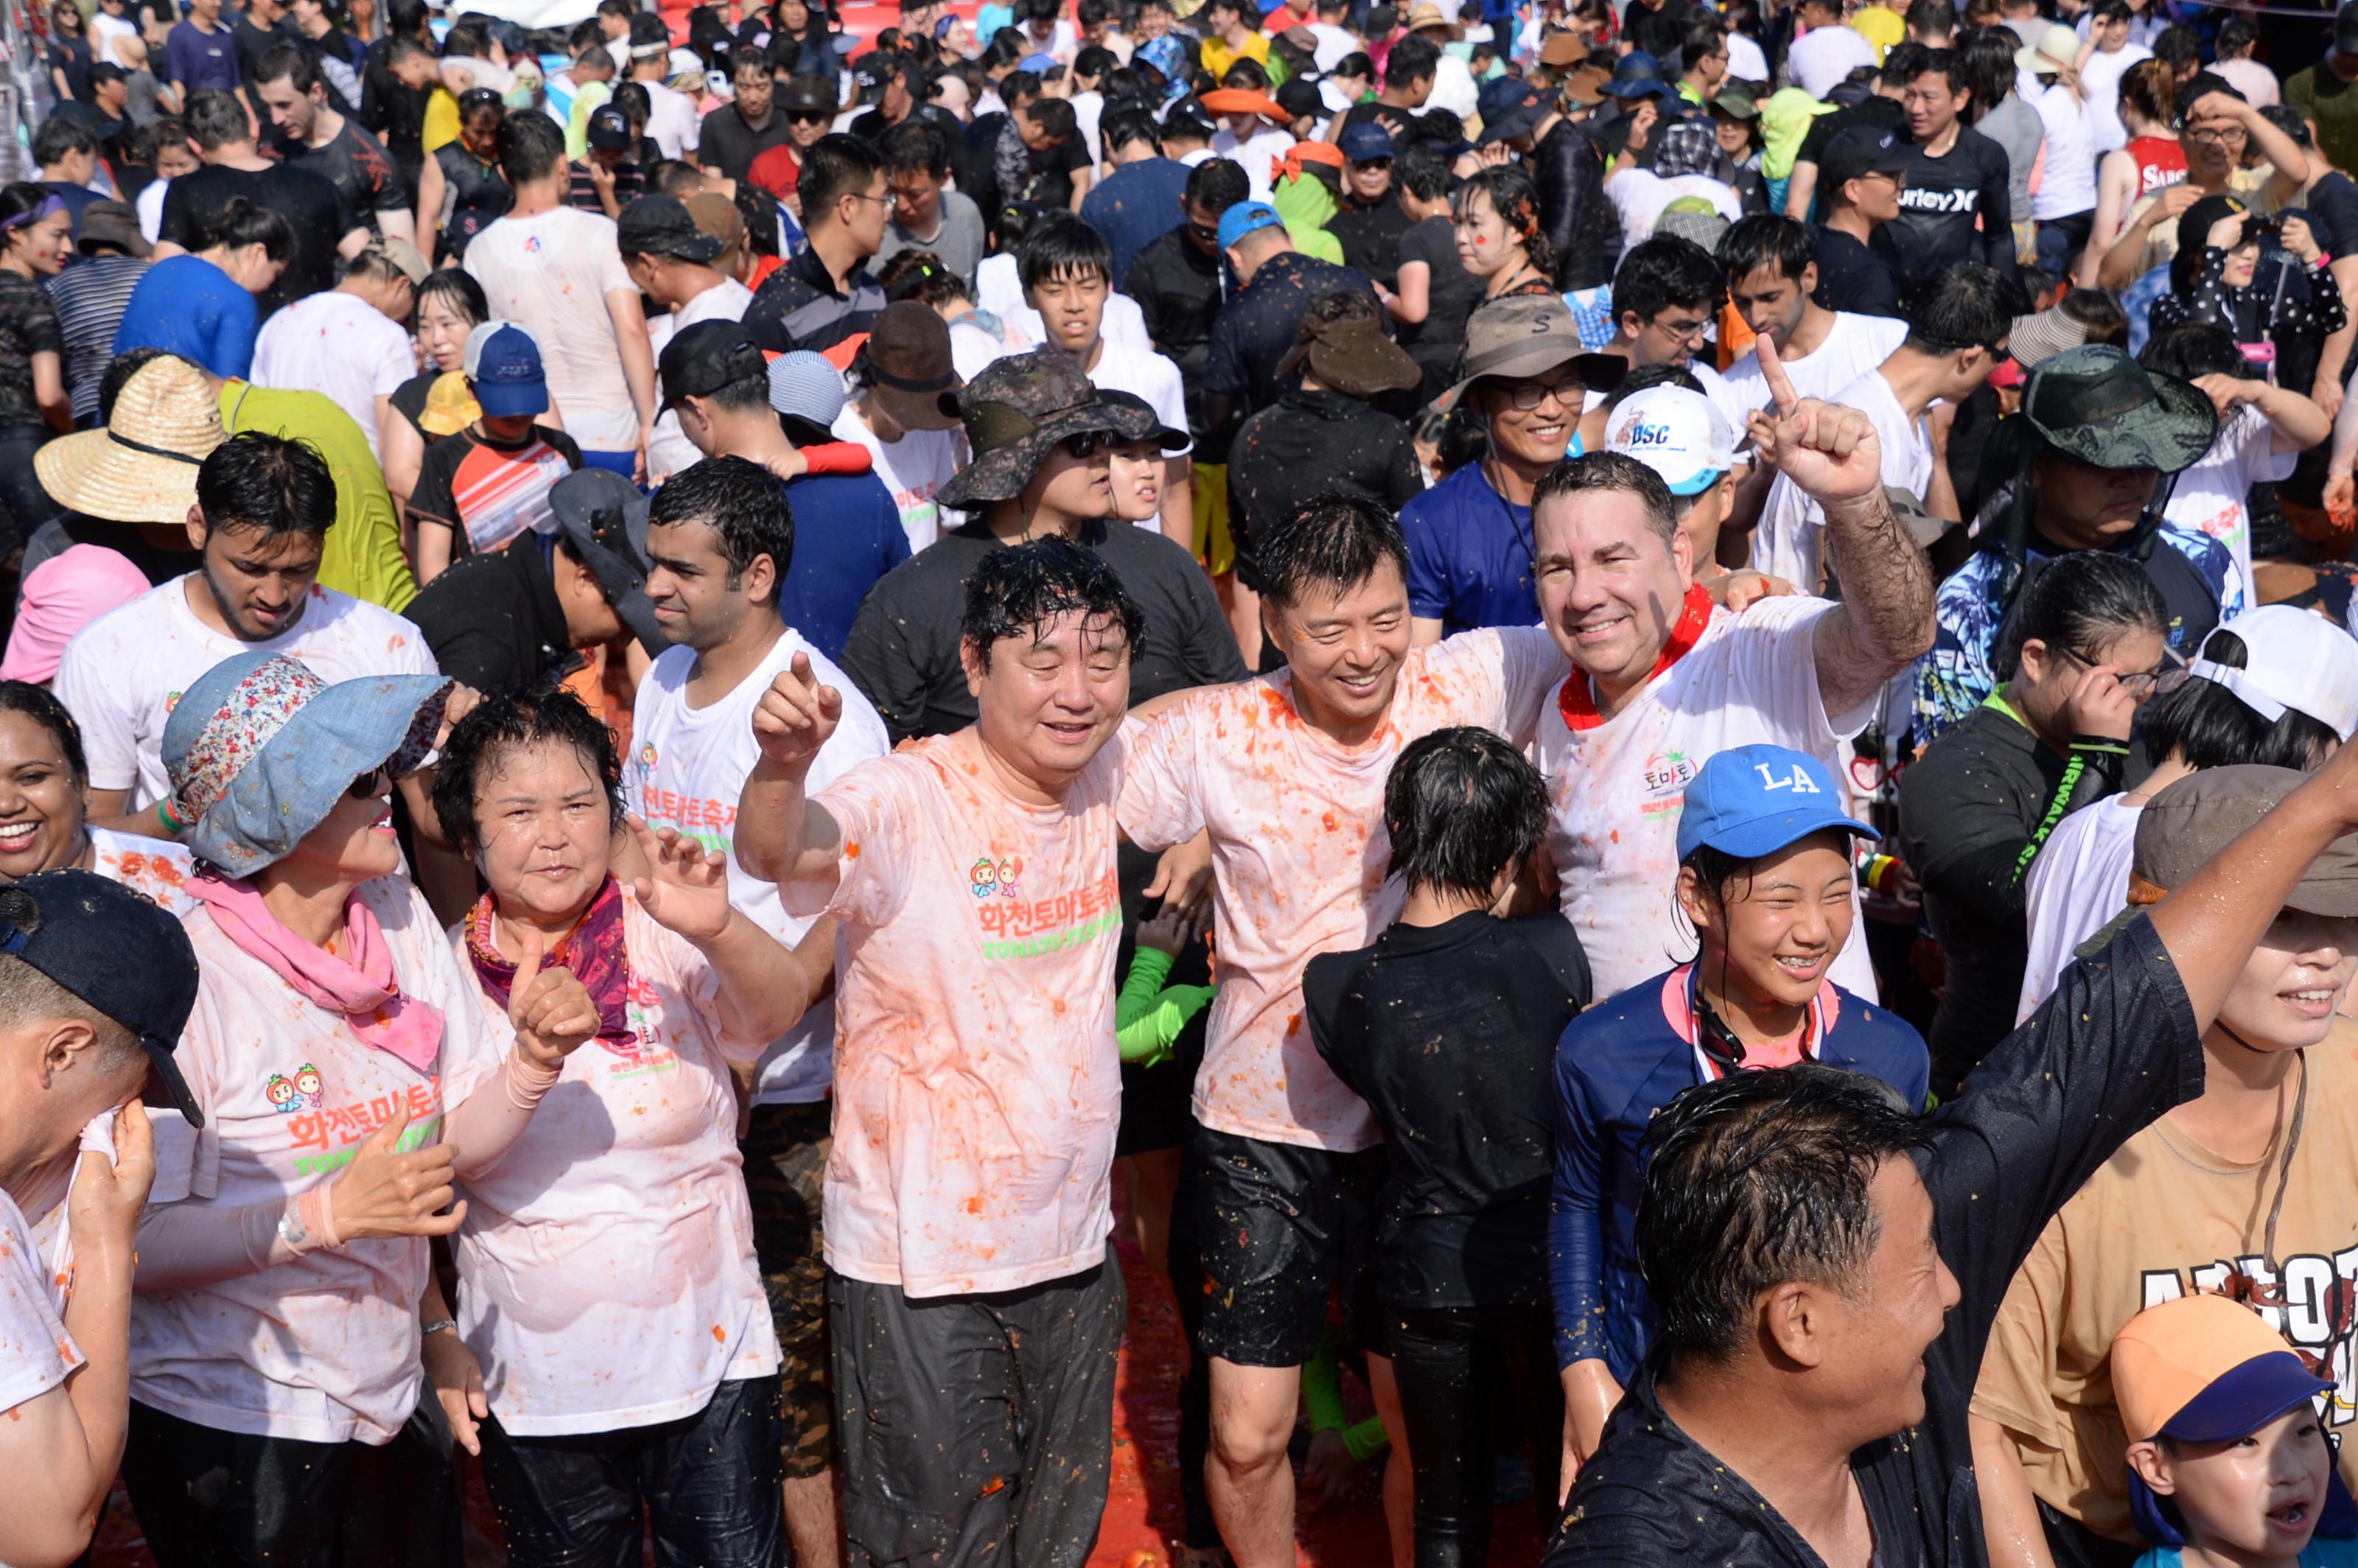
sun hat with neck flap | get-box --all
[162,653,453,878]
[934,346,1178,508]
[35,354,225,524]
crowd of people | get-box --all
[9,0,2358,1565]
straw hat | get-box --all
[37,356,224,523]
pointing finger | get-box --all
[1756,328,1798,415]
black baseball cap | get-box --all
[587,104,632,151]
[1819,125,1911,192]
[659,319,769,410]
[0,871,203,1127]
[617,193,725,263]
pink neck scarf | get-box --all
[189,873,445,1076]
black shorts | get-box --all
[1188,1124,1385,1368]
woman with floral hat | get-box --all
[118,652,601,1567]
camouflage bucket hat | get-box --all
[936,346,1175,508]
[2022,345,2219,476]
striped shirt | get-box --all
[407,425,584,561]
[46,254,145,425]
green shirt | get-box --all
[2287,63,2358,198]
[220,381,419,615]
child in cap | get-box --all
[1550,742,1929,1471]
[406,323,584,584]
[1601,371,1736,587]
[2113,1292,2358,1567]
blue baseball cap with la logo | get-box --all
[1676,744,1880,862]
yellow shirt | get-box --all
[1849,5,1904,62]
[421,86,460,155]
[1200,31,1270,80]
[1971,1017,2358,1544]
[220,382,419,615]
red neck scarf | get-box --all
[1556,584,1715,732]
[464,876,636,1056]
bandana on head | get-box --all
[174,656,326,824]
[464,875,636,1055]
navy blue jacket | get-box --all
[1548,965,1930,1381]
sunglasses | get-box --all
[1063,431,1110,458]
[785,108,832,124]
[348,768,388,799]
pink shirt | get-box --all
[132,877,504,1445]
[1117,627,1567,1151]
[447,892,780,1435]
[787,732,1129,1298]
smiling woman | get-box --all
[0,681,195,909]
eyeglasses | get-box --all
[2183,123,2248,144]
[1646,315,1712,346]
[2053,643,2180,699]
[1063,431,1109,458]
[1497,373,1584,411]
[348,768,388,799]
[844,190,894,207]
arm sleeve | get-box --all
[211,286,258,382]
[836,578,932,747]
[1116,947,1215,1065]
[1166,539,1249,684]
[1920,914,2202,1374]
[1113,703,1207,854]
[1402,492,1452,620]
[132,1197,310,1289]
[1550,1026,1614,1371]
[52,629,139,792]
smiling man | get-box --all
[53,430,439,841]
[1118,491,1572,1568]
[1550,738,2358,1567]
[1533,339,1935,1004]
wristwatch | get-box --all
[420,1318,459,1338]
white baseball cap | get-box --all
[2188,604,2358,741]
[1605,384,1733,497]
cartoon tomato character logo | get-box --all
[970,858,998,898]
[293,1063,323,1108]
[265,1074,298,1113]
[996,857,1021,898]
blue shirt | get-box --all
[2138,1544,2358,1568]
[1404,460,1541,636]
[1081,157,1192,288]
[164,18,239,91]
[773,470,909,663]
[112,253,257,382]
[1549,964,1929,1382]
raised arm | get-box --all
[1753,335,1937,718]
[735,650,852,890]
[624,814,815,1050]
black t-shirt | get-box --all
[1338,99,1419,148]
[1623,0,1693,63]
[407,424,584,564]
[839,518,1248,744]
[46,34,93,101]
[1306,911,1591,1309]
[1875,125,2018,305]
[159,161,356,318]
[1813,225,1904,320]
[281,118,407,228]
[1329,192,1413,292]
[1399,214,1484,362]
[0,273,63,430]
[360,35,430,172]
[391,368,435,437]
[231,12,294,95]
[403,532,578,696]
[2299,172,2358,270]
[699,104,793,183]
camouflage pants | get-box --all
[741,1098,836,1480]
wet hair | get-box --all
[196,433,337,539]
[2152,23,2200,75]
[432,687,625,856]
[1382,727,1547,900]
[416,267,489,329]
[1185,156,1250,212]
[1904,262,2023,354]
[1909,46,1967,102]
[184,89,252,151]
[2217,15,2259,56]
[1990,548,2169,683]
[647,159,705,199]
[0,682,88,785]
[1718,212,1814,286]
[960,535,1145,669]
[0,184,57,247]
[1612,236,1724,323]
[1681,18,1727,74]
[879,115,951,178]
[1024,95,1078,141]
[1101,106,1160,155]
[1958,28,2018,112]
[1256,491,1410,610]
[31,117,96,169]
[2140,321,2246,383]
[800,133,887,220]
[1020,214,1113,290]
[2263,102,2315,150]
[1395,142,1452,202]
[97,347,172,424]
[1532,449,1682,550]
[197,195,294,262]
[1385,33,1441,88]
[612,81,652,127]
[1637,1063,1932,1362]
[878,246,973,305]
[2142,625,2340,771]
[1452,165,1556,287]
[648,455,794,606]
[1220,57,1270,91]
[496,108,567,184]
[2054,286,2129,349]
[253,40,325,94]
[1880,39,1930,89]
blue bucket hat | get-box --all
[161,654,452,878]
[1600,49,1672,99]
[1676,744,1878,863]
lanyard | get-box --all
[1556,583,1715,732]
[1684,963,1829,1084]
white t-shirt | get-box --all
[1719,312,1909,416]
[137,176,168,244]
[640,78,702,160]
[251,291,414,463]
[1606,169,1743,265]
[2028,79,2097,220]
[1306,20,1358,71]
[1426,49,1480,122]
[2015,792,2141,1026]
[90,10,139,61]
[466,206,645,455]
[831,402,965,555]
[447,891,780,1435]
[950,312,1027,382]
[131,878,505,1444]
[2163,403,2291,592]
[1085,338,1192,498]
[2077,43,2152,156]
[646,276,755,483]
[0,1187,80,1421]
[88,824,197,912]
[2214,56,2280,110]
[1539,593,1881,1001]
[1072,88,1105,166]
[1788,22,1878,98]
[1210,125,1298,203]
[1003,287,1152,360]
[54,578,437,809]
[1726,31,1770,85]
[627,630,890,1105]
[1687,358,1756,461]
[1752,368,1931,589]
